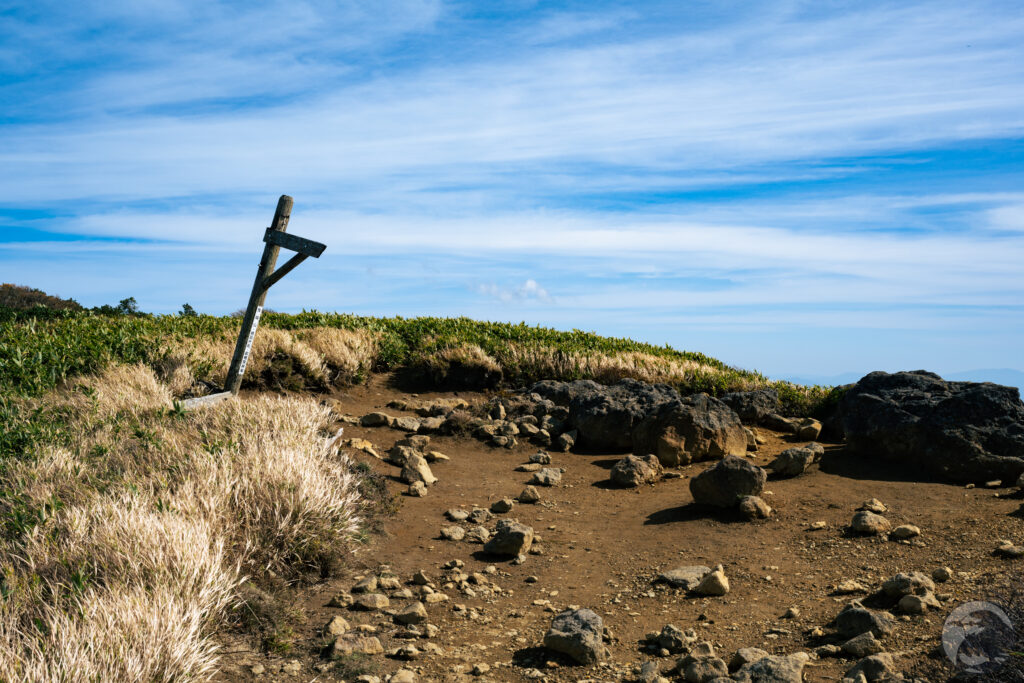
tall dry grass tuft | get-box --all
[161,327,377,395]
[500,344,729,386]
[297,327,379,384]
[178,396,361,576]
[0,364,362,679]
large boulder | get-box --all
[689,456,767,508]
[530,379,679,450]
[633,393,747,466]
[542,608,607,664]
[721,389,780,424]
[836,370,1024,483]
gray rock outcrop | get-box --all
[835,370,1024,483]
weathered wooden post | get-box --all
[183,195,326,409]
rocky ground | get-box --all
[215,374,1024,682]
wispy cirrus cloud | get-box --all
[1,0,1023,378]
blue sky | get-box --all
[2,0,1024,383]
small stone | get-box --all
[858,498,887,513]
[407,481,427,497]
[530,468,563,486]
[610,454,662,487]
[466,526,490,543]
[518,486,541,503]
[440,526,465,541]
[889,524,920,540]
[352,593,390,611]
[445,508,470,522]
[327,592,354,608]
[738,495,772,520]
[390,668,417,683]
[400,453,436,486]
[250,663,266,675]
[897,593,931,614]
[467,508,492,524]
[694,565,729,596]
[392,416,421,432]
[529,451,552,464]
[471,663,490,675]
[543,608,607,665]
[782,607,800,619]
[491,498,515,513]
[844,653,896,683]
[556,430,576,451]
[985,479,1003,488]
[395,601,429,625]
[484,520,534,556]
[932,566,953,582]
[656,566,712,591]
[360,412,390,427]
[850,511,891,535]
[841,631,883,657]
[325,636,384,658]
[689,456,767,508]
[729,647,769,670]
[796,417,823,441]
[653,624,697,653]
[352,576,378,593]
[881,572,934,598]
[835,580,868,595]
[808,521,828,530]
[996,540,1024,558]
[323,615,350,636]
[768,446,818,477]
[829,600,894,638]
[424,450,448,462]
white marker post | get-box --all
[183,196,326,409]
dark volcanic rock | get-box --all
[836,370,1024,483]
[829,600,895,639]
[689,456,767,508]
[721,388,780,424]
[530,379,680,450]
[632,393,747,466]
[542,608,607,664]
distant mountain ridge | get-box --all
[783,368,1024,392]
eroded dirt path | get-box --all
[217,376,1024,682]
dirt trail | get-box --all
[217,375,1024,682]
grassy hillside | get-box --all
[0,307,829,407]
[0,305,833,678]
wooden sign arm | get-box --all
[261,252,309,292]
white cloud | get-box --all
[2,2,1023,203]
[476,279,551,303]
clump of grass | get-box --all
[296,327,379,384]
[0,364,362,679]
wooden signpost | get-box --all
[182,195,326,409]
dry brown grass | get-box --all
[0,364,361,680]
[499,344,742,387]
[296,327,379,384]
[158,327,378,396]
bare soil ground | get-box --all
[216,375,1024,682]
